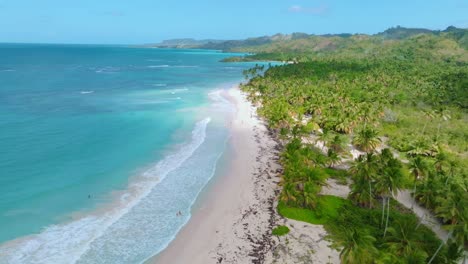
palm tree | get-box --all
[384,217,425,258]
[329,134,348,153]
[421,109,435,135]
[303,181,320,209]
[435,189,466,226]
[326,149,341,168]
[352,127,381,153]
[281,182,297,205]
[401,250,429,264]
[335,228,378,264]
[375,160,404,237]
[415,171,443,209]
[407,138,437,157]
[317,129,333,151]
[409,156,427,195]
[350,153,378,208]
[433,149,448,173]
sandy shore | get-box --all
[150,87,340,264]
[150,87,281,264]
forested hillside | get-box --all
[238,27,467,263]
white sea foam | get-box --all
[152,83,167,87]
[157,88,189,95]
[94,66,120,73]
[147,65,198,69]
[208,89,235,112]
[0,118,211,264]
[172,65,199,68]
[80,91,94,95]
[147,65,169,68]
[170,88,189,94]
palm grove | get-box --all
[236,28,467,263]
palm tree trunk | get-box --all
[369,182,372,208]
[381,197,385,227]
[428,229,452,264]
[384,197,390,237]
[427,240,444,264]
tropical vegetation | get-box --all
[236,27,467,263]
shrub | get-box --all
[272,225,290,236]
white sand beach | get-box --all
[150,87,340,264]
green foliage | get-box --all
[238,26,467,260]
[278,196,348,225]
[272,225,290,236]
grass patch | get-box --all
[279,195,455,263]
[324,168,349,184]
[272,225,290,236]
[278,195,349,225]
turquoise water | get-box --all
[0,44,262,263]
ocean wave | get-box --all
[147,65,169,68]
[152,83,167,87]
[155,88,189,95]
[94,67,120,73]
[169,88,189,94]
[0,118,211,264]
[80,91,94,95]
[208,90,235,112]
[172,65,199,68]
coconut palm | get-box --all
[281,182,297,204]
[326,149,341,168]
[435,189,467,226]
[375,159,404,237]
[400,250,429,264]
[384,217,426,258]
[352,127,381,153]
[415,171,443,209]
[421,109,435,135]
[335,228,378,264]
[303,181,320,209]
[409,156,426,192]
[350,153,379,208]
[329,134,348,153]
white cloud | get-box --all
[288,4,328,15]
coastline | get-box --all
[150,86,281,263]
[150,86,341,264]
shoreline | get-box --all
[149,86,281,263]
[150,86,341,264]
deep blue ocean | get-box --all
[0,44,262,263]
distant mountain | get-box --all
[151,26,468,52]
[154,38,225,48]
[377,26,435,39]
[377,26,468,44]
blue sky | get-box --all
[0,0,467,44]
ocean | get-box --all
[0,44,264,263]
